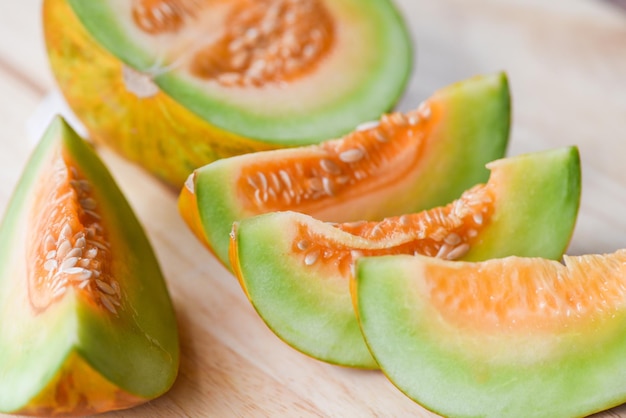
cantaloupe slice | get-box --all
[354,248,626,417]
[230,147,581,368]
[0,117,179,415]
[181,73,511,269]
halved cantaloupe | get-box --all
[180,73,511,269]
[44,0,413,187]
[354,248,626,417]
[230,147,581,368]
[0,117,179,415]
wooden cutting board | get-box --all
[2,0,626,416]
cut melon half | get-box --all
[0,117,179,415]
[64,0,412,143]
[354,248,626,418]
[229,147,581,368]
[180,73,511,269]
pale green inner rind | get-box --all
[0,117,178,411]
[465,146,581,261]
[195,159,243,268]
[356,255,626,418]
[66,0,412,143]
[401,72,511,212]
[234,213,377,368]
[362,72,511,218]
[0,295,79,413]
[0,119,78,411]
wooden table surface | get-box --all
[2,1,626,417]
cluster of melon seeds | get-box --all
[132,0,203,34]
[131,0,334,87]
[240,104,431,211]
[27,149,121,314]
[292,182,494,276]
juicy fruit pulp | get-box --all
[229,147,581,368]
[44,0,413,187]
[180,73,511,269]
[28,148,118,312]
[354,250,626,418]
[0,118,179,415]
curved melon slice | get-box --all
[229,147,581,368]
[0,117,179,415]
[353,248,626,418]
[180,73,511,269]
[44,0,412,186]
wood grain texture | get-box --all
[2,0,626,417]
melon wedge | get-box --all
[44,0,413,186]
[230,147,581,368]
[181,73,511,269]
[0,117,179,415]
[354,248,626,418]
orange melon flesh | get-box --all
[425,253,618,333]
[235,106,433,217]
[354,250,626,417]
[230,147,580,368]
[247,183,494,284]
[27,146,119,314]
[185,0,335,86]
[0,117,179,415]
[181,73,511,269]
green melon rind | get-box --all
[194,72,511,269]
[64,116,179,397]
[233,215,378,368]
[464,146,581,261]
[354,253,626,418]
[65,0,413,143]
[391,72,510,213]
[232,147,582,368]
[0,117,179,412]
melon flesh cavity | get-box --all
[354,250,626,418]
[64,0,413,143]
[181,72,511,269]
[0,117,179,415]
[229,147,580,368]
